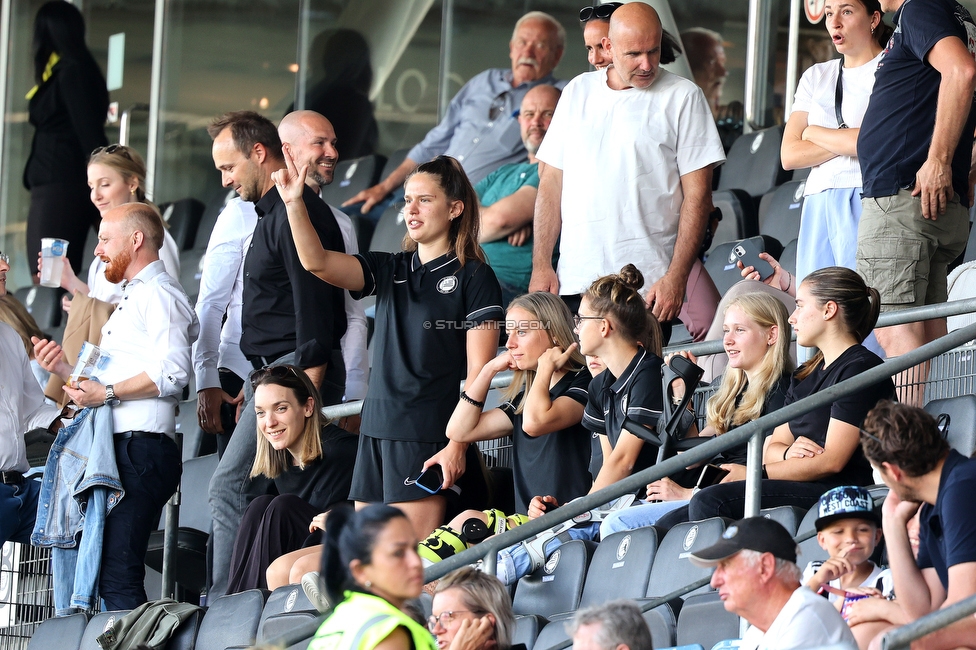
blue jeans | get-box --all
[598,500,689,539]
[0,478,41,546]
[495,524,598,585]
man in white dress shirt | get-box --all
[192,196,258,454]
[0,249,63,548]
[278,109,369,419]
[33,203,198,610]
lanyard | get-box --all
[834,57,848,129]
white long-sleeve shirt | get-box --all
[0,323,62,473]
[323,201,369,401]
[97,260,198,433]
[192,199,257,390]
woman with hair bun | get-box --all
[309,504,436,650]
[529,264,663,513]
[682,267,897,522]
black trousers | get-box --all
[100,435,181,611]
[226,494,319,594]
[26,182,101,276]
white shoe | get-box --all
[301,572,331,613]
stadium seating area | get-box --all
[13,127,976,650]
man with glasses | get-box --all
[530,2,724,338]
[32,203,198,611]
[342,11,567,219]
[0,250,64,550]
[860,401,976,650]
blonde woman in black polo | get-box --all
[274,151,503,540]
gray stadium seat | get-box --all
[27,612,88,650]
[145,453,219,595]
[178,248,205,305]
[14,285,62,330]
[369,204,406,254]
[676,592,740,650]
[759,506,806,535]
[167,608,205,650]
[195,589,269,650]
[579,527,660,607]
[381,148,411,181]
[717,126,790,207]
[257,584,320,643]
[648,518,727,600]
[319,155,385,207]
[644,607,678,648]
[79,611,131,650]
[514,615,547,650]
[513,539,597,618]
[710,190,758,254]
[531,617,571,650]
[964,221,976,263]
[796,504,828,567]
[757,180,805,249]
[779,239,797,276]
[193,189,238,251]
[924,394,976,456]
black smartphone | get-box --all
[729,236,775,281]
[411,466,444,494]
[697,464,731,488]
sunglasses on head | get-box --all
[579,2,622,22]
[0,251,9,265]
[250,364,301,389]
[91,144,134,160]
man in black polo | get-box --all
[206,110,346,599]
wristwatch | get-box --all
[104,384,121,407]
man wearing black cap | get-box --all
[689,517,857,650]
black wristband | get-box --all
[761,464,769,480]
[459,391,485,409]
[783,445,790,461]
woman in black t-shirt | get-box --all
[446,292,592,513]
[275,153,502,540]
[227,365,357,594]
[686,267,896,521]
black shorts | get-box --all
[349,434,487,506]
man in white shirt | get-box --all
[33,203,199,611]
[278,109,369,419]
[193,197,258,454]
[0,249,63,548]
[530,2,725,329]
[689,517,857,650]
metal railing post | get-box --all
[881,594,976,650]
[160,431,182,599]
[743,428,764,518]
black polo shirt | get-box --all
[240,185,346,368]
[500,368,592,512]
[582,348,664,478]
[858,0,976,204]
[352,251,503,443]
[273,424,359,512]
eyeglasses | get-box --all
[574,314,604,328]
[0,251,9,265]
[488,92,510,122]
[90,144,134,160]
[579,2,622,22]
[250,364,300,389]
[427,610,477,632]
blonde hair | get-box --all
[706,292,793,433]
[89,145,148,202]
[250,365,324,479]
[435,567,515,650]
[501,292,585,414]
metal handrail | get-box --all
[271,318,976,649]
[881,594,976,650]
[321,298,976,419]
[424,319,976,582]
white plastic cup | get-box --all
[40,238,68,288]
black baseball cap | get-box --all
[814,485,882,530]
[689,517,798,567]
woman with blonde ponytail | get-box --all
[683,267,896,522]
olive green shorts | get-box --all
[856,189,969,311]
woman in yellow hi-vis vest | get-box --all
[309,505,437,650]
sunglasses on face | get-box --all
[579,2,622,22]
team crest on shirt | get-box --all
[620,394,628,415]
[437,276,459,294]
